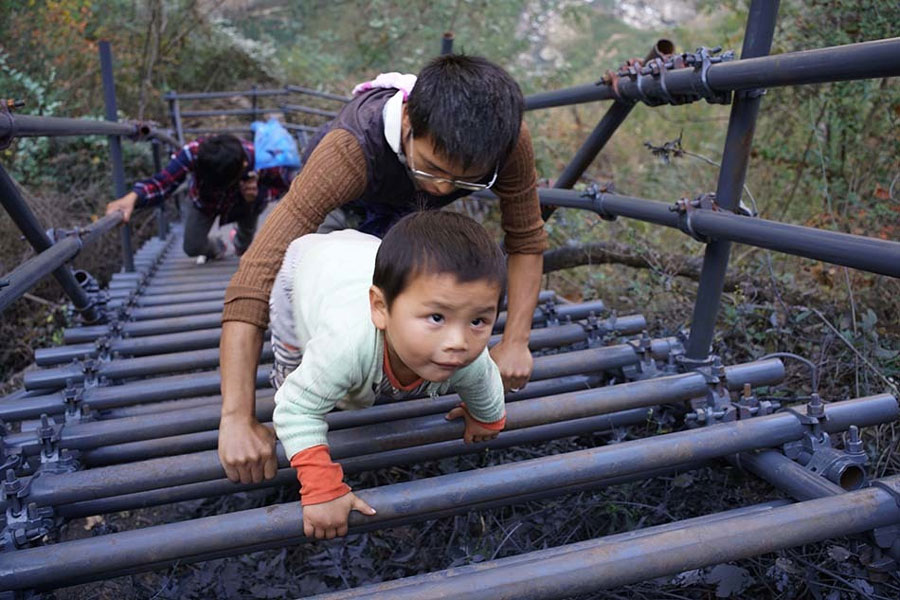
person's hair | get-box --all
[374,210,506,309]
[195,135,246,198]
[406,54,523,171]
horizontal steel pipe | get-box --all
[36,327,228,365]
[0,114,152,140]
[280,103,339,118]
[318,501,795,599]
[164,87,294,100]
[79,376,604,466]
[35,326,644,390]
[6,395,893,592]
[494,299,605,331]
[0,366,272,421]
[65,406,653,517]
[524,38,900,110]
[106,272,233,290]
[23,345,273,390]
[284,84,351,103]
[534,188,900,278]
[107,280,227,296]
[64,312,224,344]
[321,476,900,600]
[10,373,599,459]
[689,208,900,278]
[127,299,225,319]
[16,359,785,507]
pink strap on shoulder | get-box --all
[351,72,418,100]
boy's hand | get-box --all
[105,191,138,223]
[446,404,503,444]
[303,492,376,539]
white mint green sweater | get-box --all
[272,229,506,461]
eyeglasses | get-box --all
[406,131,498,192]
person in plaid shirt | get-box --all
[105,135,292,259]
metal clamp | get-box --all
[871,480,900,509]
[685,46,735,105]
[582,182,617,221]
[579,312,606,348]
[37,414,64,465]
[669,193,718,243]
[3,502,56,550]
[62,385,87,423]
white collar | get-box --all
[382,90,406,159]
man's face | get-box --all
[401,107,496,197]
[370,272,501,385]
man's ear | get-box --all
[369,285,388,330]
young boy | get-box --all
[271,210,507,540]
[105,134,291,259]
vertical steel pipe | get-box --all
[151,139,167,238]
[441,32,454,55]
[685,0,778,358]
[99,40,134,272]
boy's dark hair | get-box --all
[374,210,506,309]
[196,135,246,198]
[407,54,523,171]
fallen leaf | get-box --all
[828,545,851,562]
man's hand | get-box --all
[303,491,376,539]
[218,414,278,484]
[490,339,533,392]
[446,404,503,443]
[105,191,138,223]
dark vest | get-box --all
[302,88,487,238]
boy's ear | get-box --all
[369,285,388,330]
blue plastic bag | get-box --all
[252,118,301,170]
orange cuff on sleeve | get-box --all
[290,445,351,506]
[473,413,507,431]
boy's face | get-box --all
[370,272,501,385]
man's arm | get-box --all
[491,252,542,391]
[218,321,276,484]
[490,121,549,391]
[219,129,367,483]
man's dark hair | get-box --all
[407,54,523,171]
[196,135,246,198]
[374,210,506,309]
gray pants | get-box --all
[268,206,361,389]
[182,201,259,258]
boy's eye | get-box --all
[428,313,444,324]
[471,317,487,327]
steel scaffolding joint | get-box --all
[670,193,719,242]
[582,183,617,221]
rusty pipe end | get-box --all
[647,39,676,62]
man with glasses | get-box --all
[218,54,547,486]
[105,135,291,260]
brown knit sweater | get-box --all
[222,123,548,329]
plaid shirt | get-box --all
[132,139,292,224]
